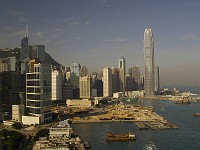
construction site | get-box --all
[71,103,178,130]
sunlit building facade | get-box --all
[144,28,155,96]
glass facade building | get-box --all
[26,64,52,123]
[144,28,155,96]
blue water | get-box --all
[72,100,200,150]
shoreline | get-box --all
[71,103,178,130]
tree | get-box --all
[12,122,23,129]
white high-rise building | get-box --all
[26,63,52,124]
[144,28,155,96]
[103,67,112,97]
[118,55,126,93]
[51,70,62,101]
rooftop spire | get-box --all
[25,25,28,37]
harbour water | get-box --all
[72,100,200,150]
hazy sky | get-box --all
[1,0,200,87]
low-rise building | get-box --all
[66,99,93,108]
[12,104,25,122]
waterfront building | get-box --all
[12,104,25,122]
[144,28,155,96]
[31,45,45,62]
[20,26,29,62]
[118,55,126,93]
[49,120,72,139]
[154,65,160,93]
[26,63,52,124]
[79,75,92,99]
[51,70,62,102]
[103,67,112,97]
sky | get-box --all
[0,0,200,87]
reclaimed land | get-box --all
[72,103,179,130]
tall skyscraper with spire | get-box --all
[118,53,126,93]
[144,28,155,96]
[20,25,29,62]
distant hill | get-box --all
[45,52,62,67]
[0,48,63,67]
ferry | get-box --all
[106,132,136,141]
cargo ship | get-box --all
[106,132,136,141]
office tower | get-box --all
[144,28,155,96]
[1,72,25,112]
[154,65,160,93]
[9,57,17,71]
[80,65,88,77]
[111,67,119,93]
[70,62,81,98]
[70,62,81,76]
[132,65,141,90]
[79,76,92,99]
[103,67,112,97]
[62,82,73,100]
[51,70,62,101]
[140,76,144,90]
[125,75,131,91]
[26,64,52,124]
[118,54,126,93]
[0,57,16,72]
[31,45,45,62]
[95,78,103,97]
[20,26,29,62]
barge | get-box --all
[106,132,136,141]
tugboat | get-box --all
[84,141,91,149]
[106,132,136,141]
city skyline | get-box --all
[1,0,200,86]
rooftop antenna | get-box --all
[25,25,28,37]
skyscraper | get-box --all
[132,65,141,90]
[103,67,112,97]
[144,28,155,96]
[26,64,52,124]
[51,70,62,102]
[31,45,45,62]
[79,75,92,99]
[20,26,29,62]
[118,54,126,93]
[111,67,118,93]
[154,65,160,93]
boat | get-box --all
[194,113,200,117]
[106,132,136,141]
[84,141,91,148]
[175,100,191,104]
